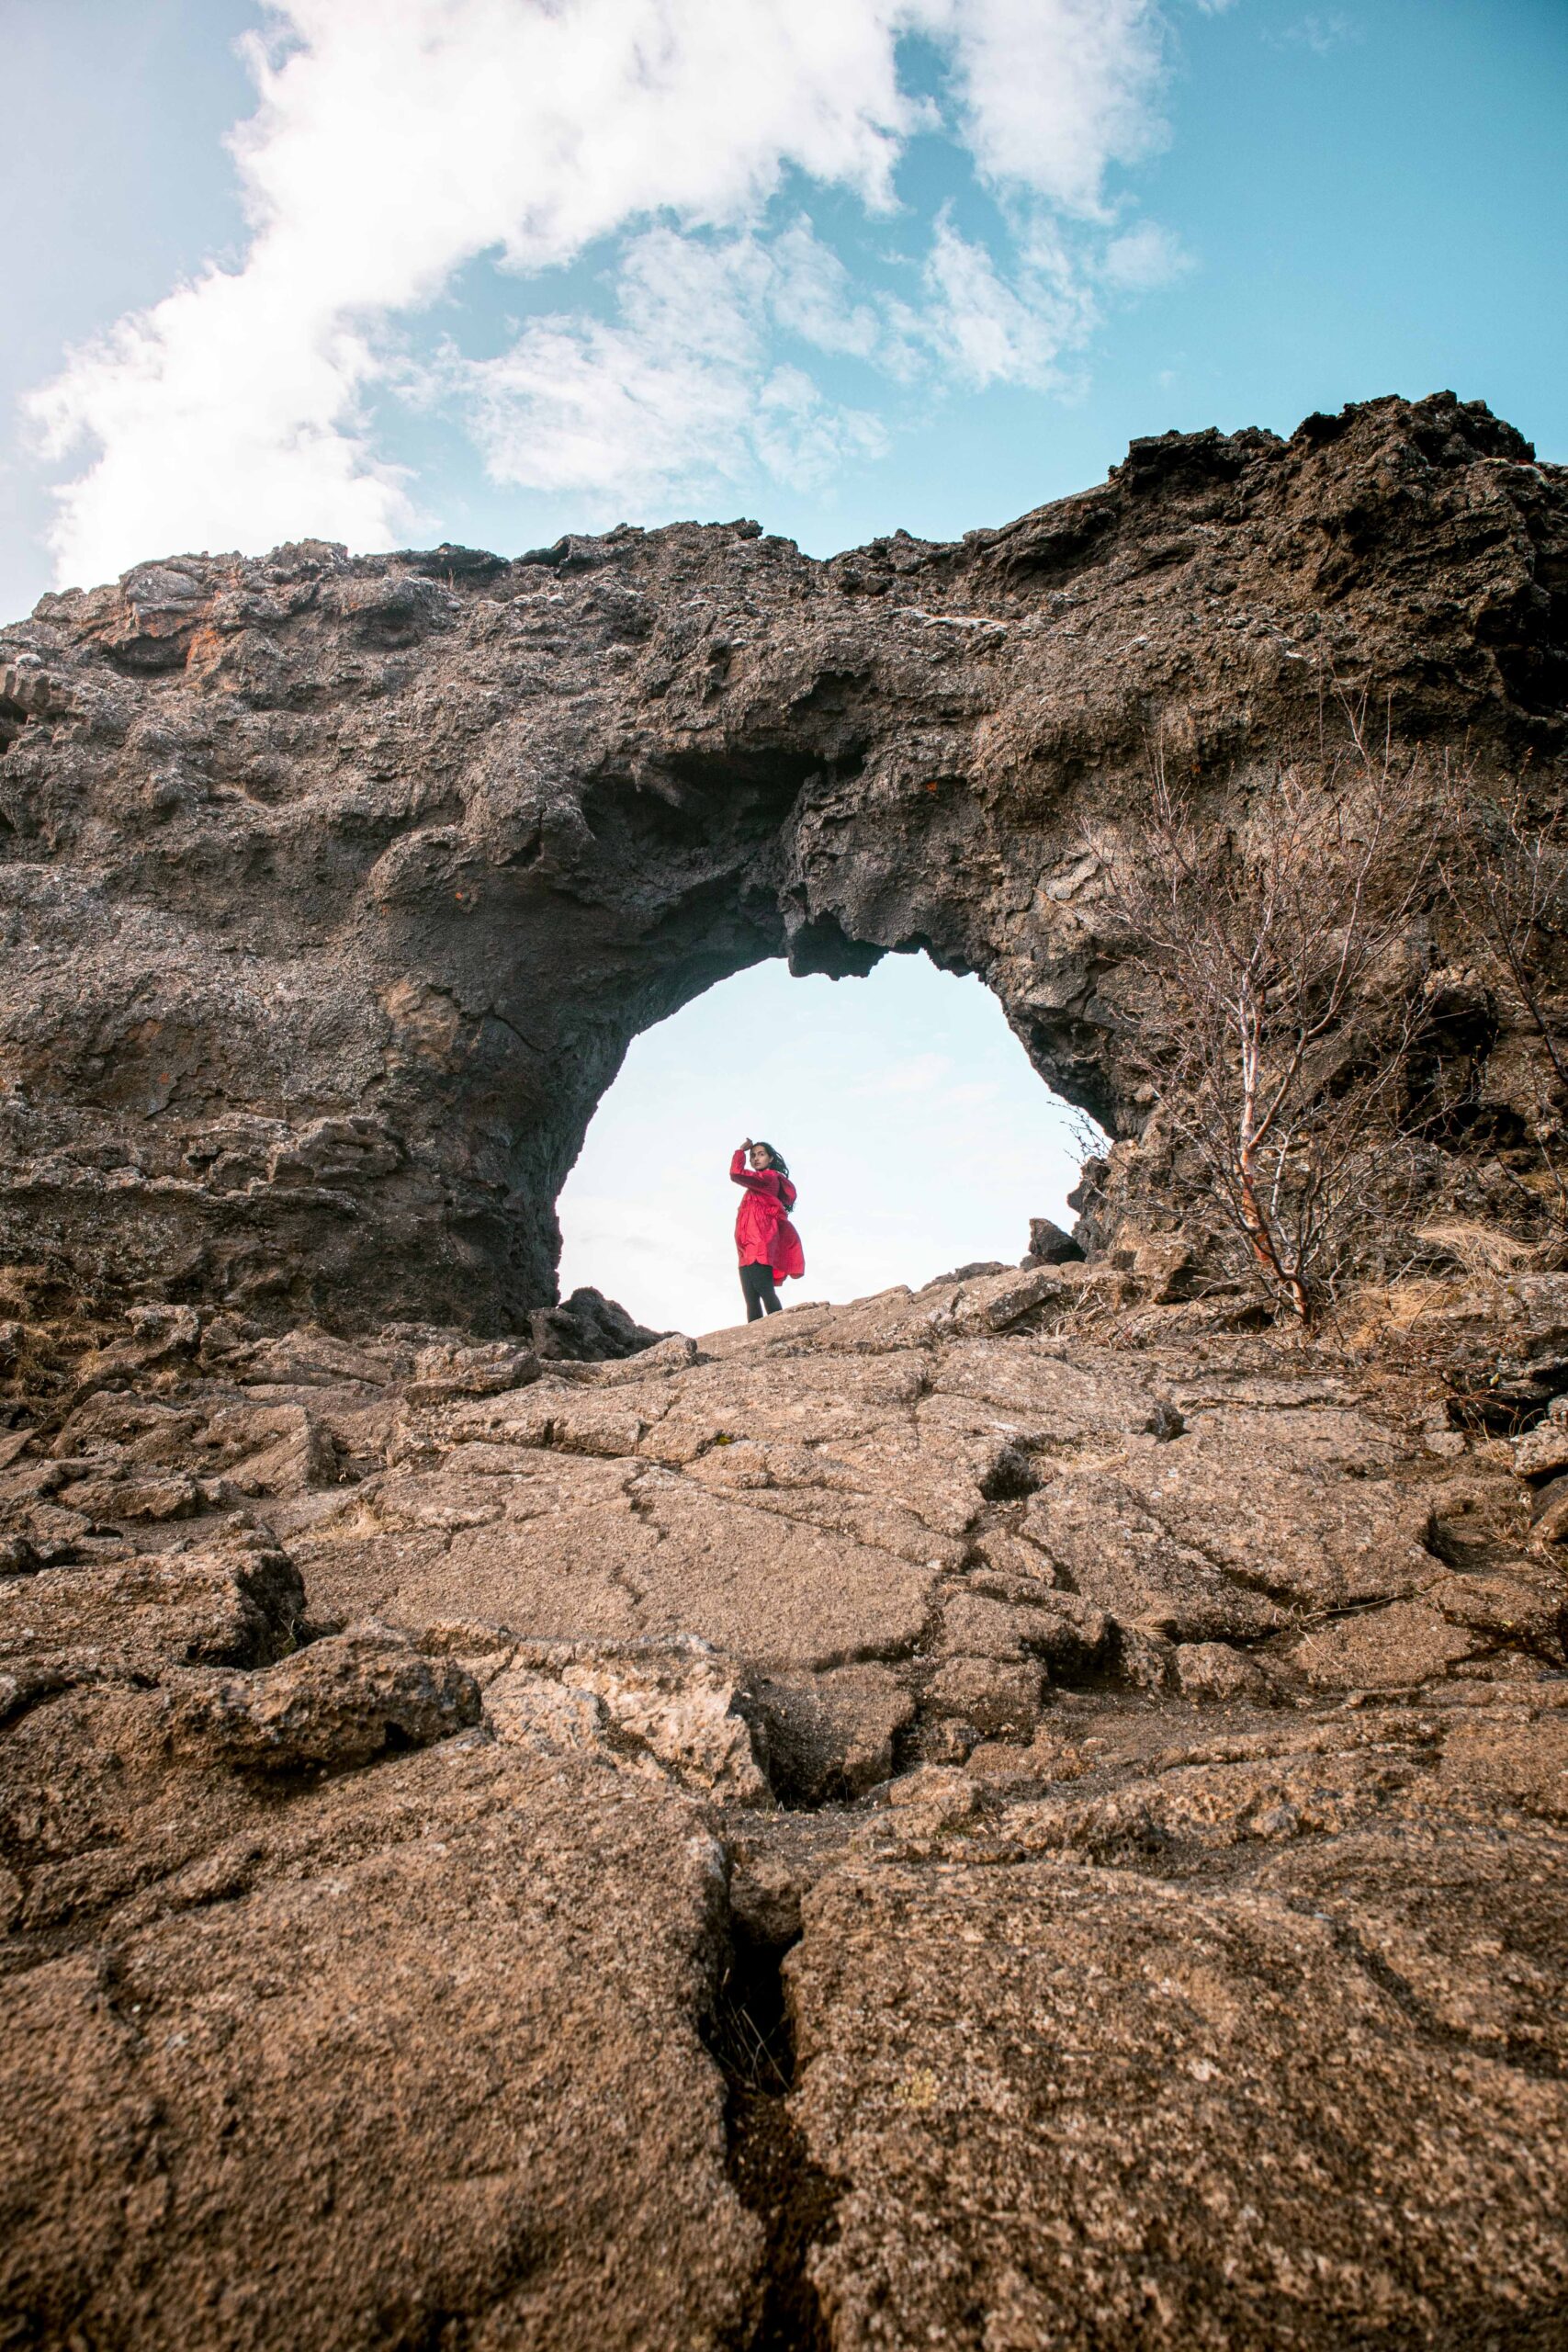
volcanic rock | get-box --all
[1021,1214,1085,1265]
[0,393,1562,1330]
[0,1267,1566,2346]
[3,393,1568,2348]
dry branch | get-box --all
[1084,727,1437,1321]
[1434,763,1568,1148]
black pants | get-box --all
[739,1261,782,1320]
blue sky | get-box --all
[5,0,1563,1329]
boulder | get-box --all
[745,1663,915,1803]
[166,1624,482,1772]
[1021,1216,1085,1266]
[787,1818,1568,2348]
[0,1742,758,2351]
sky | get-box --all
[5,0,1564,1330]
[557,959,1094,1335]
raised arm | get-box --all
[730,1148,777,1194]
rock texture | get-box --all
[3,395,1568,2347]
[4,1260,1568,2346]
[1,393,1563,1329]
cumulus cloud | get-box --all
[25,0,1196,586]
[936,0,1168,211]
[1101,218,1190,291]
[452,227,887,502]
[919,212,1095,389]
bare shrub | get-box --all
[1433,763,1568,1166]
[1086,729,1436,1323]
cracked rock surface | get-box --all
[3,388,1568,2344]
[3,1261,1567,2346]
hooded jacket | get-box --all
[730,1150,806,1281]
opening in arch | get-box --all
[558,953,1100,1337]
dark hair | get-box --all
[754,1140,791,1185]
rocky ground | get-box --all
[5,1256,1567,2348]
[3,382,1565,2346]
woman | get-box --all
[730,1136,805,1320]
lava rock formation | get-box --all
[3,394,1568,2352]
[1,392,1562,1329]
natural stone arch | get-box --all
[0,393,1560,1329]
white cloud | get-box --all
[453,225,887,503]
[938,0,1169,213]
[1101,218,1190,290]
[1281,13,1360,54]
[920,211,1096,389]
[28,269,414,578]
[770,222,884,359]
[24,0,1193,586]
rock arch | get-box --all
[0,394,1562,1329]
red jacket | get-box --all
[730,1151,805,1280]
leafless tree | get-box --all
[1085,729,1436,1323]
[1434,762,1568,1121]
